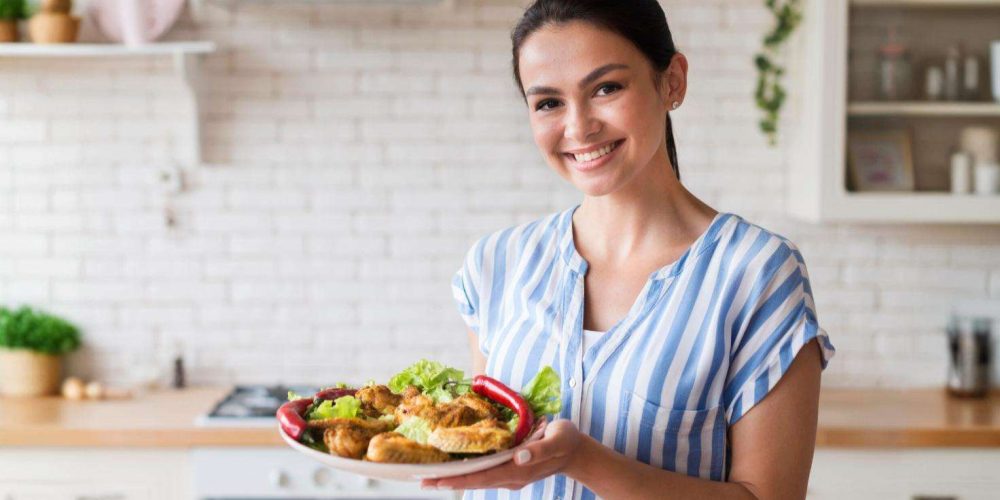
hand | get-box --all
[421,418,586,491]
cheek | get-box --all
[529,118,561,155]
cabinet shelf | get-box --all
[848,101,1000,117]
[0,41,216,167]
[0,41,215,57]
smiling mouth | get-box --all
[563,140,624,163]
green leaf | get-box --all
[395,417,433,444]
[0,306,81,355]
[308,395,362,420]
[520,366,562,416]
[387,359,469,404]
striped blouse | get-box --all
[451,204,836,500]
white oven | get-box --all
[192,448,459,500]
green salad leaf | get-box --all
[387,359,470,404]
[394,417,433,444]
[520,366,562,416]
[308,395,362,420]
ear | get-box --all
[659,52,689,111]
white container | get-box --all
[951,151,973,194]
[118,0,149,46]
[974,161,1000,195]
[992,40,1000,103]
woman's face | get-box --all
[517,21,686,197]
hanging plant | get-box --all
[754,0,803,146]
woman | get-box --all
[423,1,835,498]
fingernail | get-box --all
[515,449,532,465]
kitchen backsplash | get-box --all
[1,0,998,388]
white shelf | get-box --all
[825,192,1000,224]
[848,101,1000,117]
[851,0,1000,7]
[0,41,215,57]
[0,41,216,168]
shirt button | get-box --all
[569,378,577,388]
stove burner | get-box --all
[205,385,320,420]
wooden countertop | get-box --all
[1,386,998,448]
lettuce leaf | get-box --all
[307,395,362,420]
[387,359,470,404]
[394,417,433,444]
[520,366,561,416]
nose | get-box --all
[563,103,600,145]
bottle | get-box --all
[950,151,972,194]
[877,26,912,100]
[962,54,981,101]
[944,44,962,101]
[926,66,944,100]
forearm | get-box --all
[564,434,758,500]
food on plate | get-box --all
[277,360,561,464]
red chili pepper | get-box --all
[314,387,356,401]
[471,375,535,445]
[277,398,313,441]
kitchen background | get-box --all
[1,0,999,390]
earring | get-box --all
[671,101,680,110]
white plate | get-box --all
[278,421,546,482]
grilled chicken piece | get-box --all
[451,392,499,420]
[401,385,421,400]
[306,417,395,459]
[427,419,514,454]
[365,432,451,464]
[356,384,402,417]
[394,393,441,425]
[436,403,480,428]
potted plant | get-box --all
[0,0,29,42]
[0,306,81,397]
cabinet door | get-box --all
[810,449,1000,500]
[0,449,189,500]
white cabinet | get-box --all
[788,0,1000,223]
[809,449,1000,499]
[0,449,190,500]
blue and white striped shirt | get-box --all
[452,205,835,500]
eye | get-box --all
[534,99,560,112]
[595,82,622,96]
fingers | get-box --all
[424,456,563,491]
[514,418,578,466]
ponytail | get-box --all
[666,114,679,180]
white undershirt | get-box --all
[583,329,605,351]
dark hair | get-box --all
[511,0,680,181]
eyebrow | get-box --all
[524,63,629,97]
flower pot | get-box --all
[0,20,18,42]
[0,348,62,397]
[28,12,80,44]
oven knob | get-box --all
[313,467,332,487]
[269,469,289,488]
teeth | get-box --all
[573,142,617,162]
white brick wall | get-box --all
[2,0,1000,388]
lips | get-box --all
[562,139,624,170]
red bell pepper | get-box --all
[471,374,535,445]
[277,397,313,441]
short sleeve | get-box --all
[452,237,485,348]
[722,240,835,425]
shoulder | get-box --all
[712,213,808,281]
[462,208,569,268]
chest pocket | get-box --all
[624,391,726,480]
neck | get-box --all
[572,148,716,265]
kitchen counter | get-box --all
[1,386,998,448]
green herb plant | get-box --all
[0,0,30,21]
[755,0,803,146]
[0,306,81,355]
